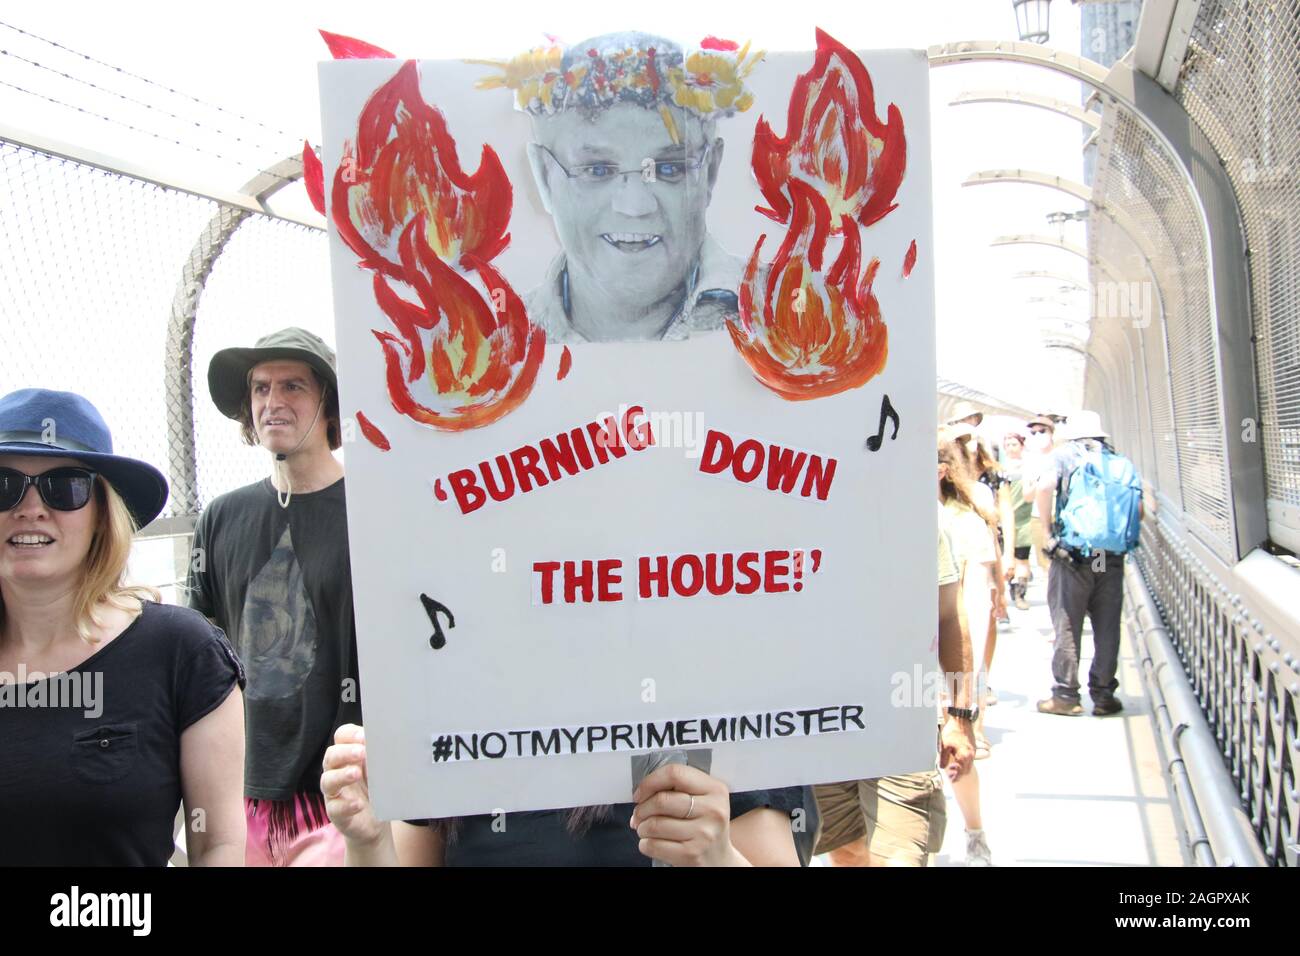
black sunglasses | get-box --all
[0,466,99,512]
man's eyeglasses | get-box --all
[0,466,98,512]
[539,144,711,188]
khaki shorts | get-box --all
[813,772,947,866]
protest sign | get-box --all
[319,30,938,820]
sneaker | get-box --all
[1013,581,1030,611]
[1092,697,1124,717]
[965,829,993,867]
[1037,696,1083,716]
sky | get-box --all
[0,0,1093,415]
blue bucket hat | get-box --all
[0,389,169,528]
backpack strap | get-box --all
[1052,443,1082,537]
[1052,440,1103,538]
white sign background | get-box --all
[320,46,938,821]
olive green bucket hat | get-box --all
[207,327,337,420]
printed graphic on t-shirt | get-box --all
[238,526,319,700]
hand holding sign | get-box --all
[631,762,743,867]
[321,725,387,849]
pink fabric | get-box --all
[244,797,346,867]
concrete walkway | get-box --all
[933,572,1191,867]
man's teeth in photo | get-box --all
[601,232,662,252]
[8,533,55,549]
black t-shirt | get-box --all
[187,476,361,800]
[0,601,244,866]
[422,786,818,866]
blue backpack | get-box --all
[1055,445,1143,555]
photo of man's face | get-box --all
[527,100,729,341]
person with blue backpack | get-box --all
[1033,411,1145,717]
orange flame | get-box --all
[730,181,886,400]
[333,61,513,281]
[332,61,543,431]
[731,31,900,400]
[752,28,905,231]
[369,216,543,429]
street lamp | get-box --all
[1012,0,1053,43]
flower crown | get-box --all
[472,35,763,143]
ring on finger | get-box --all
[685,794,696,820]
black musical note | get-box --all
[866,394,901,451]
[420,593,455,650]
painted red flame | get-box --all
[700,36,740,51]
[355,410,391,450]
[320,30,395,60]
[332,61,543,432]
[333,61,512,281]
[752,28,905,232]
[731,181,886,400]
[730,30,899,401]
[902,238,917,278]
[302,141,325,216]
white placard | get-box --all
[320,36,938,821]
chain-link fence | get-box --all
[0,135,328,520]
[1176,0,1300,553]
[0,141,217,499]
[0,131,331,603]
[1089,105,1234,562]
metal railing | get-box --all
[1132,504,1299,865]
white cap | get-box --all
[1059,410,1109,442]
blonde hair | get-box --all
[0,476,160,644]
[70,479,159,643]
[938,438,998,532]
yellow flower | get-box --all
[668,67,717,114]
[470,46,563,93]
[669,44,763,117]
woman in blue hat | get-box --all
[0,389,247,865]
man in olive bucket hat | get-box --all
[187,327,361,865]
